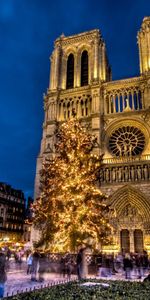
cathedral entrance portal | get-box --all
[109,185,150,254]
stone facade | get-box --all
[33,17,150,254]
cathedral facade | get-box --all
[34,17,150,254]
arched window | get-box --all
[66,53,74,89]
[81,50,88,86]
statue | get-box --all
[105,169,110,182]
[124,166,129,181]
[123,204,137,217]
[112,168,116,181]
[137,166,142,180]
[116,167,122,182]
[124,98,132,112]
[116,143,122,156]
[130,166,135,181]
[143,165,148,180]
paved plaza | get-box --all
[4,260,148,298]
[5,270,70,297]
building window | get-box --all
[66,53,74,89]
[81,50,88,86]
[109,126,145,157]
[0,208,4,216]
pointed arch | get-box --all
[66,53,74,89]
[81,50,88,86]
[109,185,150,222]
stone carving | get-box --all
[101,164,150,184]
[124,166,129,181]
[137,166,142,180]
[143,164,148,180]
[123,204,137,217]
[112,168,116,181]
[116,167,122,182]
[120,204,143,227]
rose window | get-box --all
[109,126,145,157]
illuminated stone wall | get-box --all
[33,17,150,253]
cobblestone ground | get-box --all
[4,260,148,297]
[4,261,72,297]
[5,270,71,297]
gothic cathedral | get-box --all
[34,17,150,254]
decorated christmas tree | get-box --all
[33,114,113,252]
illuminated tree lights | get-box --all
[33,117,113,252]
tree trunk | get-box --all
[81,248,88,278]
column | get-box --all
[78,100,82,117]
[109,95,111,114]
[101,43,106,81]
[138,35,143,74]
[74,53,78,87]
[103,92,107,114]
[49,54,54,90]
[61,56,67,89]
[129,230,135,253]
[76,52,80,87]
[93,38,99,81]
[122,92,125,110]
[54,102,57,119]
[113,94,116,113]
[59,102,63,121]
[141,89,144,109]
[136,91,139,110]
[131,90,134,110]
[118,93,120,112]
[54,45,61,89]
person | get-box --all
[38,253,46,282]
[66,258,74,280]
[115,252,123,271]
[27,252,33,275]
[0,251,7,298]
[76,248,83,280]
[135,254,142,279]
[60,256,67,278]
[31,251,40,281]
[6,248,11,261]
[123,253,133,280]
[142,251,149,277]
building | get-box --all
[34,17,150,253]
[23,197,34,243]
[0,182,26,242]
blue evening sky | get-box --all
[0,0,149,198]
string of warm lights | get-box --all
[33,116,113,252]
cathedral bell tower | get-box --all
[34,29,111,199]
[33,18,150,254]
[138,17,150,75]
[49,29,111,90]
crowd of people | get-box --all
[0,247,150,297]
[97,251,150,280]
